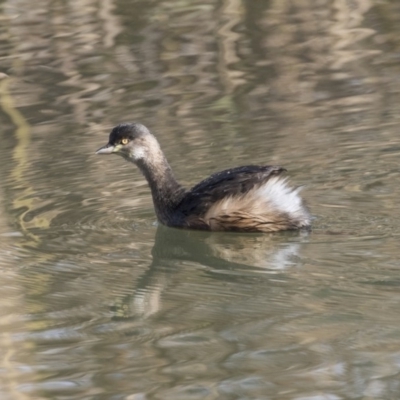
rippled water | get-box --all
[1,0,400,399]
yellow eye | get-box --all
[121,138,129,145]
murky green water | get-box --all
[1,0,400,399]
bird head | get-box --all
[96,123,151,162]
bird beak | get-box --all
[96,144,116,154]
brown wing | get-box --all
[177,165,286,219]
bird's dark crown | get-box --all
[108,123,150,145]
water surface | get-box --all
[1,0,400,399]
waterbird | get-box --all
[96,123,311,232]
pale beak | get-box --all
[96,144,115,154]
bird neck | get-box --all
[135,149,185,224]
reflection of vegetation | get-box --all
[0,78,40,244]
[0,78,64,245]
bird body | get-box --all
[96,123,311,232]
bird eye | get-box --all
[121,138,129,145]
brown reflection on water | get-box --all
[1,0,400,398]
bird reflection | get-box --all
[111,225,308,320]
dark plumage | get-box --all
[96,123,311,232]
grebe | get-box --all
[96,123,311,232]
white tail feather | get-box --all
[204,176,310,228]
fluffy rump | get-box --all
[203,176,310,232]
